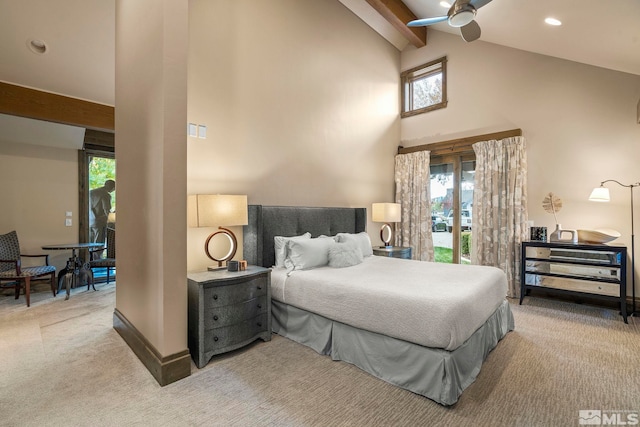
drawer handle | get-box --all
[213,294,218,300]
[213,336,219,342]
[257,286,262,290]
[213,315,219,321]
[257,304,262,309]
[257,322,262,327]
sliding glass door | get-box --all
[79,148,115,283]
[430,155,475,264]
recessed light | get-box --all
[544,17,562,26]
[440,1,451,7]
[27,38,48,54]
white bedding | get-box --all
[270,256,507,351]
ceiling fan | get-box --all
[407,0,493,42]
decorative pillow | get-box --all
[285,236,335,273]
[274,232,311,267]
[335,232,373,257]
[328,241,363,268]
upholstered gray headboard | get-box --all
[243,205,367,268]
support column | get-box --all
[113,0,190,385]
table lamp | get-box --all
[188,194,248,270]
[372,202,401,248]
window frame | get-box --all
[401,56,448,118]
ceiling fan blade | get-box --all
[460,20,481,42]
[407,16,448,27]
[469,0,493,9]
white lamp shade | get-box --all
[188,194,248,227]
[589,187,610,202]
[372,203,401,223]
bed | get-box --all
[243,205,514,406]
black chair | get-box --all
[0,231,56,307]
[89,227,116,285]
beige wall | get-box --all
[400,30,640,295]
[186,0,401,271]
[114,0,188,356]
[0,141,79,270]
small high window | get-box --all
[401,56,447,118]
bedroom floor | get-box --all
[1,283,638,426]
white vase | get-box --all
[549,224,577,243]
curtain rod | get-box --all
[397,128,522,155]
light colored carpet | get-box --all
[1,283,638,427]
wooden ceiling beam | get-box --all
[398,129,523,156]
[0,82,114,132]
[365,0,426,48]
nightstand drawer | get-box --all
[204,313,268,352]
[204,277,267,309]
[204,295,268,329]
[372,246,412,259]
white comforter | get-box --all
[271,256,507,350]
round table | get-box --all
[42,243,105,299]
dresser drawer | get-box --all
[537,277,620,297]
[204,277,267,309]
[204,313,268,352]
[203,295,268,329]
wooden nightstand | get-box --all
[372,246,412,259]
[187,266,271,368]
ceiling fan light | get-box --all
[449,9,475,27]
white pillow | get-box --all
[274,232,311,267]
[328,241,363,268]
[285,236,335,273]
[335,232,373,257]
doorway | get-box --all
[79,147,115,283]
[430,155,475,264]
[88,154,116,239]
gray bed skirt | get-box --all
[272,299,514,406]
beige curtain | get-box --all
[472,136,528,298]
[394,151,434,261]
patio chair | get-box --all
[0,231,57,307]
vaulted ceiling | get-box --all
[342,0,640,76]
